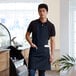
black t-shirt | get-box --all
[27,19,56,38]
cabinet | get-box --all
[0,50,10,76]
[21,48,29,64]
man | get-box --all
[26,3,56,76]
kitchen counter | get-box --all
[0,49,10,52]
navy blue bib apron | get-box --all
[28,20,51,70]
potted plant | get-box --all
[53,55,76,76]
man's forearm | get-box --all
[50,37,55,55]
[50,40,55,55]
[26,32,32,46]
[26,32,37,48]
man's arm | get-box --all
[49,36,55,63]
[26,32,37,48]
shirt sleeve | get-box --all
[49,24,56,37]
[27,22,33,33]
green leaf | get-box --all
[67,54,75,62]
[62,55,70,61]
[53,54,76,72]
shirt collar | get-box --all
[38,18,48,24]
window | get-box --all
[0,3,41,49]
[73,11,76,58]
[69,0,76,58]
[70,10,76,58]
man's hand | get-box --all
[31,43,38,49]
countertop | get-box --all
[0,49,10,52]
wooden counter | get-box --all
[0,49,10,76]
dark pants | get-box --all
[28,69,45,76]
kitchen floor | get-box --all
[36,70,60,76]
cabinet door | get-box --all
[0,51,9,72]
[0,69,9,76]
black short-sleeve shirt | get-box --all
[27,19,56,38]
